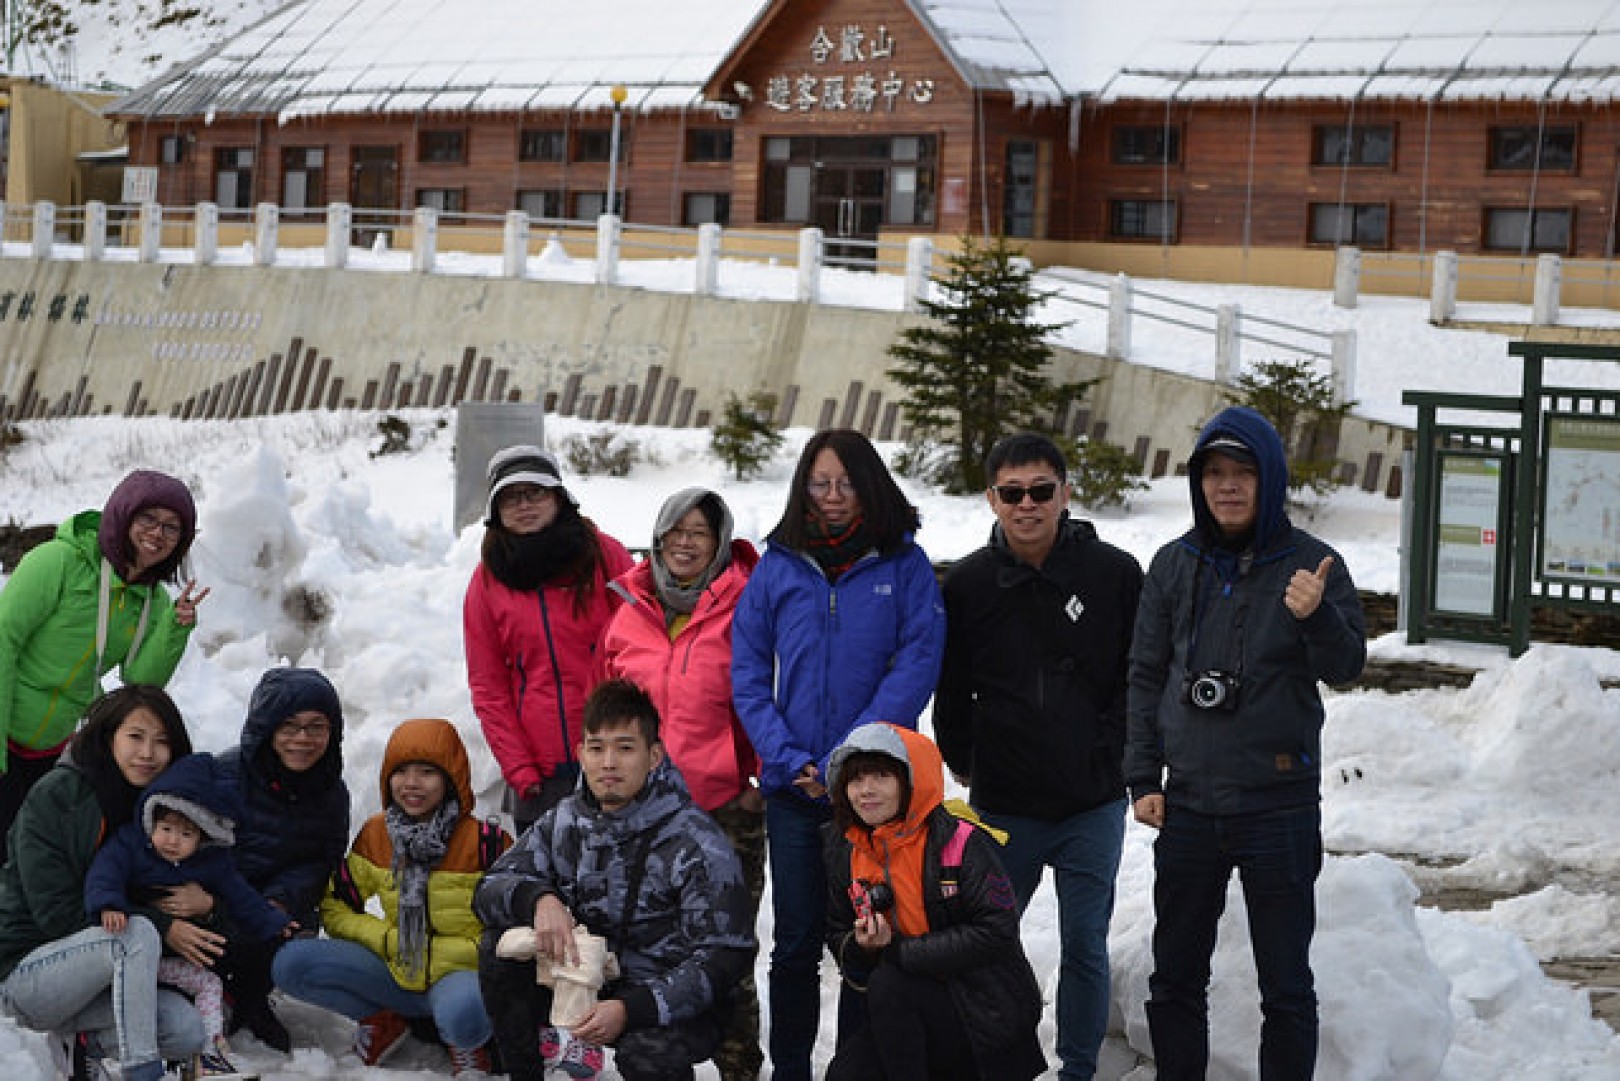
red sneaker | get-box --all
[352,1010,410,1067]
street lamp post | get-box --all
[606,84,628,218]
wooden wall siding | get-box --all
[1070,100,1620,256]
[120,0,1052,237]
[720,0,985,234]
[115,1,1620,257]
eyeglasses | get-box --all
[499,486,555,508]
[132,511,183,540]
[992,482,1060,505]
[663,527,714,546]
[278,720,332,740]
[806,478,857,499]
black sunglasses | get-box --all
[992,481,1060,505]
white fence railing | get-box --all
[7,199,1370,401]
[1334,245,1596,324]
[1039,268,1357,407]
[0,199,944,313]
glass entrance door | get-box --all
[814,165,886,268]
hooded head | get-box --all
[1187,406,1290,551]
[240,667,345,782]
[484,445,576,526]
[651,487,733,596]
[137,752,242,851]
[378,718,475,821]
[98,470,197,584]
[828,722,944,837]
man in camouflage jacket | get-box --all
[474,679,757,1081]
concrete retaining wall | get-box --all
[0,258,1410,493]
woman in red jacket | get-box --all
[462,445,633,835]
[599,487,764,1081]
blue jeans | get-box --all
[0,918,205,1071]
[764,792,863,1081]
[980,798,1126,1081]
[1147,804,1323,1081]
[273,937,493,1049]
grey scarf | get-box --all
[385,795,460,982]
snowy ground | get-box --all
[0,402,1615,1080]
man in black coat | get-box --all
[1125,406,1365,1081]
[935,431,1143,1081]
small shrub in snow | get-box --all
[562,429,642,477]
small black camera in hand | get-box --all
[1183,670,1241,711]
[848,878,896,922]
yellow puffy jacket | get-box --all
[321,718,509,991]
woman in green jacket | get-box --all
[0,469,207,861]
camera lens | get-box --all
[1191,675,1225,709]
[867,881,895,913]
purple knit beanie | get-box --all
[98,470,198,583]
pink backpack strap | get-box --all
[941,818,975,868]
[938,818,976,900]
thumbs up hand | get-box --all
[1284,556,1334,620]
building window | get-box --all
[213,148,254,209]
[574,190,625,218]
[1112,126,1180,166]
[686,129,733,163]
[1313,124,1394,167]
[519,130,566,163]
[1110,199,1176,241]
[281,147,325,212]
[574,129,628,163]
[517,189,566,220]
[159,136,187,166]
[1309,203,1389,247]
[1488,126,1577,171]
[416,188,465,213]
[1484,207,1572,253]
[683,192,731,226]
[419,130,466,164]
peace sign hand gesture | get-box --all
[174,579,211,627]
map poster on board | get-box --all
[1542,415,1620,586]
[1434,453,1504,617]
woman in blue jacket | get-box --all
[731,428,946,1081]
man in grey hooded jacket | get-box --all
[1125,406,1365,1081]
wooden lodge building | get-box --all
[106,0,1620,266]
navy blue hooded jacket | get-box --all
[1124,406,1366,815]
[216,667,350,930]
[84,752,290,943]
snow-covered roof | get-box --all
[1082,0,1620,104]
[103,0,1620,121]
[109,0,773,120]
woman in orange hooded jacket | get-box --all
[823,723,1046,1081]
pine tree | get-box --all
[886,235,1091,493]
[710,391,784,481]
